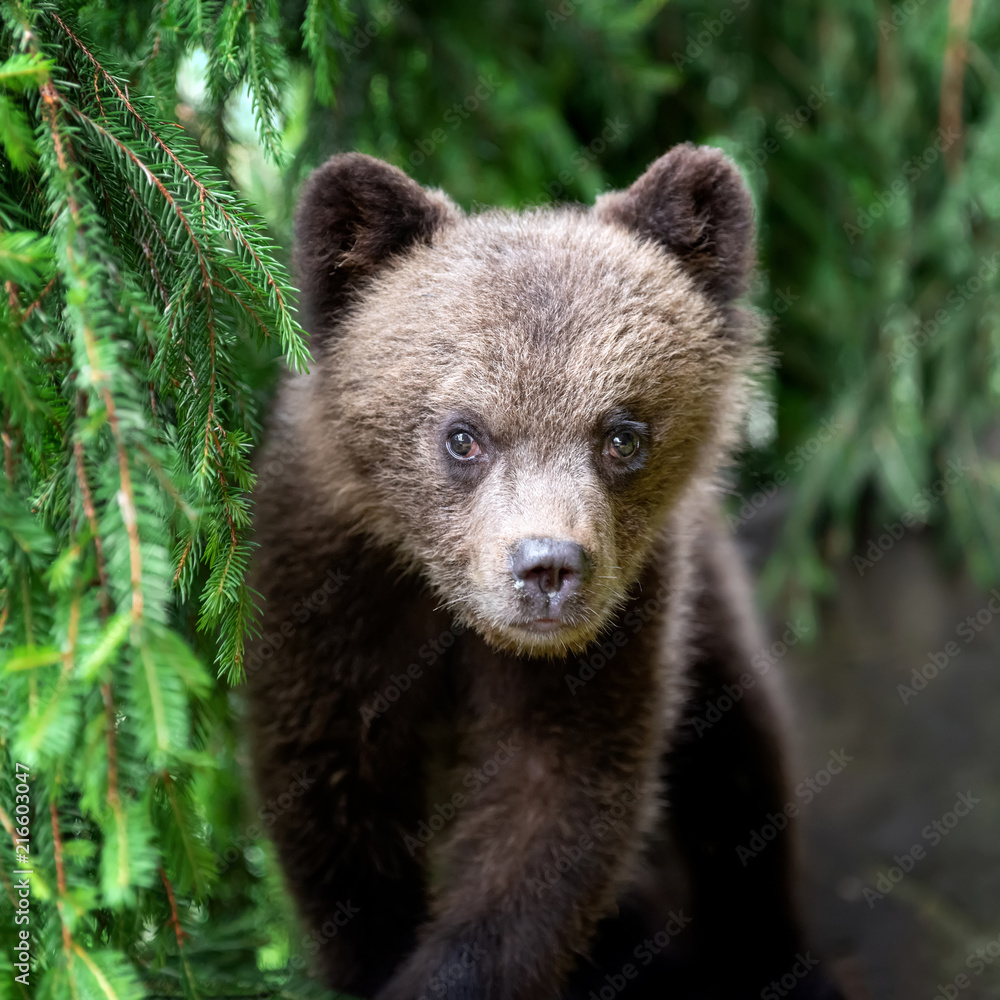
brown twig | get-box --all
[92,68,105,118]
[73,396,111,617]
[940,0,974,175]
[173,536,193,586]
[159,866,188,948]
[2,428,13,482]
[0,805,21,909]
[41,83,144,623]
[876,1,895,106]
[5,280,22,319]
[209,278,272,339]
[217,468,239,548]
[50,11,290,320]
[58,98,226,495]
[50,799,74,954]
[21,277,56,323]
[0,803,15,841]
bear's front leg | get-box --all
[246,520,459,995]
[377,639,662,1000]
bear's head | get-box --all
[292,145,759,656]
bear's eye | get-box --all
[446,430,481,460]
[608,429,640,461]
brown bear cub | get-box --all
[247,145,843,1000]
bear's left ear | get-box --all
[594,143,755,304]
[294,153,461,340]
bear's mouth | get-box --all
[476,608,606,657]
[522,617,563,633]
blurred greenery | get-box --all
[217,0,1000,624]
[0,0,998,997]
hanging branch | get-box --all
[940,0,973,175]
[0,1,339,993]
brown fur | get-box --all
[246,147,842,1000]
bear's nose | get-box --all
[510,537,588,610]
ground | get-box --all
[742,512,1000,1000]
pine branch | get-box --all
[0,1,334,992]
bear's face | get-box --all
[293,146,758,656]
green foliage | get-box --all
[0,1,327,997]
[0,0,998,997]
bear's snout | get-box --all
[509,537,591,620]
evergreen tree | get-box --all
[0,2,343,997]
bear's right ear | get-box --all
[594,143,755,305]
[293,153,460,340]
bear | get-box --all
[245,144,844,1000]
